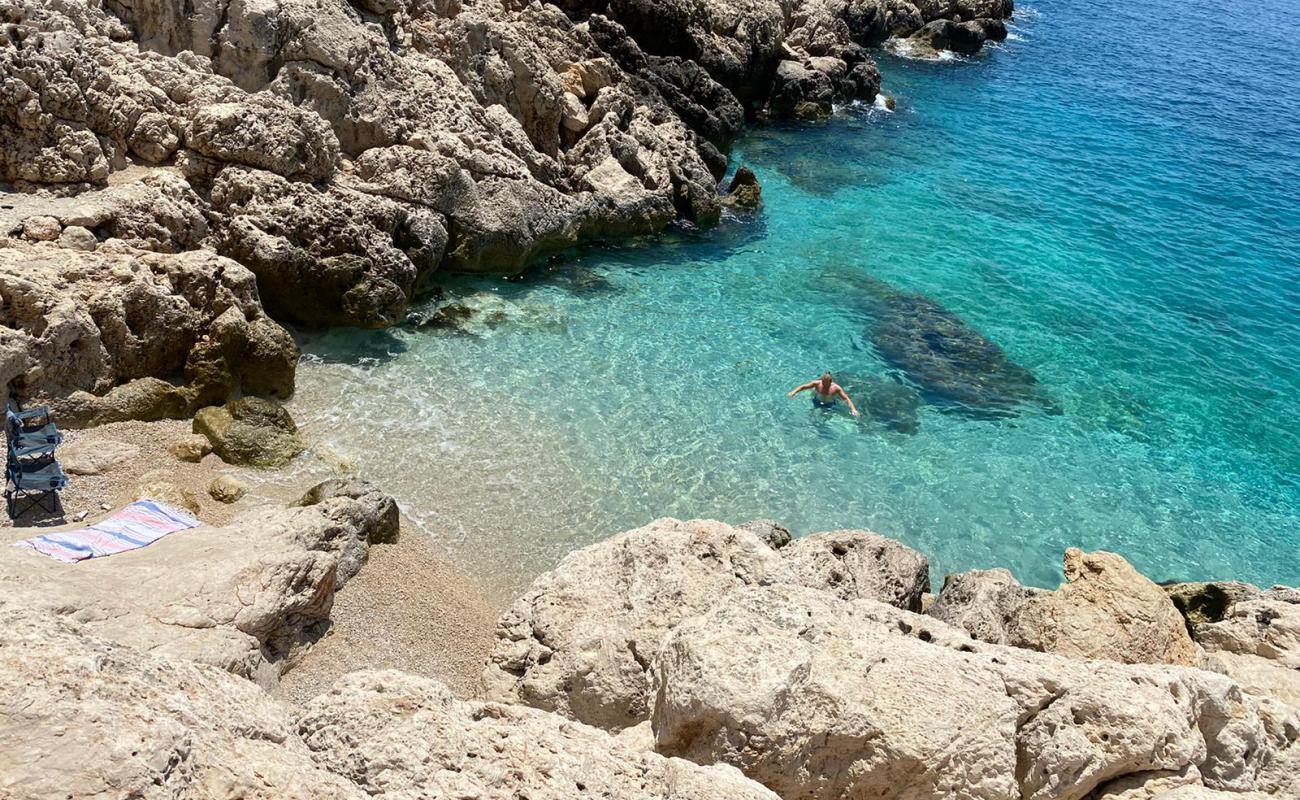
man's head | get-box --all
[820,372,833,386]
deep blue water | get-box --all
[292,0,1300,596]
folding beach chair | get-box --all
[5,456,68,517]
[5,402,67,518]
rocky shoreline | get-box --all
[3,0,1014,421]
[2,505,1297,798]
[8,0,1297,797]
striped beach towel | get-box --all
[11,500,202,563]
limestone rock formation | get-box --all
[0,483,398,688]
[193,397,307,468]
[1193,595,1300,709]
[930,549,1200,666]
[482,518,795,730]
[1,0,727,328]
[297,670,780,800]
[58,438,140,475]
[0,608,363,800]
[0,241,297,421]
[651,583,1300,800]
[926,566,1045,643]
[486,519,940,729]
[781,529,930,609]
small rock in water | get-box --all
[721,165,763,210]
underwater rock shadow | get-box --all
[835,372,924,434]
[817,265,1059,418]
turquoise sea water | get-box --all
[293,0,1300,597]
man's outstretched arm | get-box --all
[787,381,815,398]
[838,387,861,416]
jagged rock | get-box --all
[295,479,401,547]
[0,608,363,800]
[0,241,297,423]
[185,100,340,182]
[58,439,140,476]
[1194,598,1300,668]
[193,397,306,468]
[296,670,780,800]
[1193,597,1300,709]
[168,434,213,463]
[928,567,1045,643]
[207,474,249,504]
[482,518,795,730]
[768,59,837,119]
[930,550,1200,666]
[737,518,791,549]
[908,18,992,54]
[650,583,1299,800]
[780,529,931,609]
[722,165,763,209]
[207,166,447,328]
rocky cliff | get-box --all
[3,511,1296,799]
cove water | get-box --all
[292,0,1300,598]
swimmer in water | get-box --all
[788,372,860,416]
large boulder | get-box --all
[650,584,1299,800]
[482,518,795,730]
[930,549,1200,666]
[193,397,307,468]
[297,670,780,800]
[483,519,936,730]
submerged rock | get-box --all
[838,373,923,433]
[867,289,1052,416]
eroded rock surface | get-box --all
[651,584,1300,800]
[0,608,362,800]
[930,549,1200,666]
[0,241,296,420]
[482,518,795,730]
[0,483,397,688]
[483,518,934,729]
[297,670,780,800]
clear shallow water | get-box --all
[293,0,1300,598]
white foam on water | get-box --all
[872,94,895,113]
